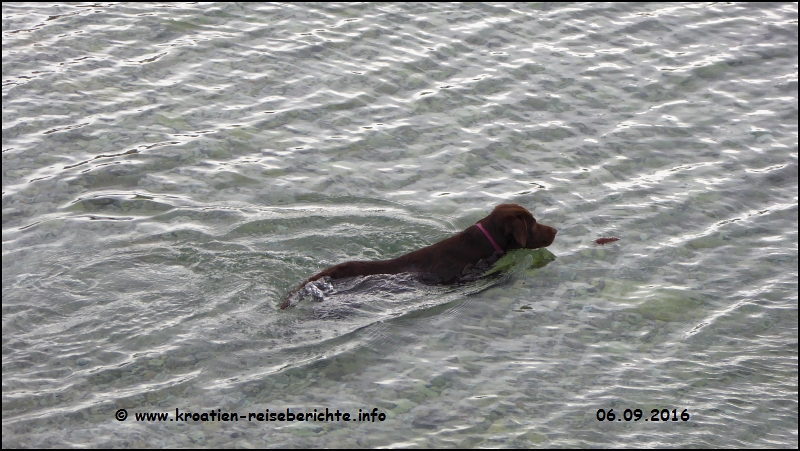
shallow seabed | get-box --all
[2,2,797,448]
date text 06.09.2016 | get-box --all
[596,408,690,422]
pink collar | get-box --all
[476,222,503,254]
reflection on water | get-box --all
[2,2,797,448]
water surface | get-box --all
[2,2,797,448]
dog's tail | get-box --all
[280,281,307,310]
[280,272,328,309]
[280,260,398,309]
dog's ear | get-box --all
[505,216,527,247]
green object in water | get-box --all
[484,248,556,276]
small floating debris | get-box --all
[594,237,620,245]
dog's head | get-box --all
[485,203,557,251]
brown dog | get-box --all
[280,204,557,309]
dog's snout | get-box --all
[527,221,557,249]
[547,226,557,242]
